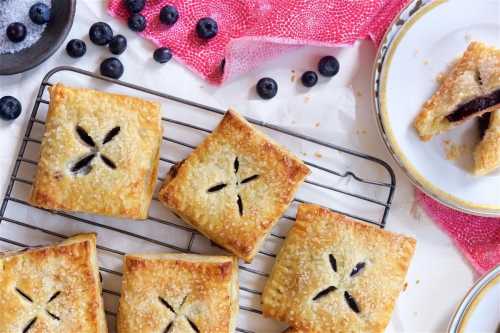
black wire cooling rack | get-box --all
[0,66,395,332]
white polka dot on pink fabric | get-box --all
[107,0,408,84]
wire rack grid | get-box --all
[0,66,395,333]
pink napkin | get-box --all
[107,0,406,84]
[416,191,500,275]
[107,0,500,274]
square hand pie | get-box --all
[159,110,310,262]
[262,204,416,333]
[117,253,239,333]
[474,107,500,175]
[414,41,500,141]
[0,234,107,333]
[30,84,162,219]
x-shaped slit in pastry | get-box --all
[16,288,61,332]
[71,126,120,175]
[312,254,366,314]
[206,157,259,216]
[159,296,200,333]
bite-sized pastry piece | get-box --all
[474,107,500,175]
[0,233,107,333]
[414,41,500,141]
[30,84,162,219]
[262,204,416,333]
[159,109,310,262]
[117,253,239,333]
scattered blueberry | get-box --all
[6,22,27,43]
[109,34,127,55]
[0,96,22,121]
[29,2,51,25]
[153,47,172,63]
[128,13,147,32]
[301,71,318,87]
[124,0,145,13]
[256,77,278,100]
[66,39,87,58]
[100,57,124,79]
[159,5,179,25]
[89,22,113,45]
[220,58,225,73]
[318,56,340,77]
[196,17,218,40]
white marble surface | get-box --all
[0,1,477,332]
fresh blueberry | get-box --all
[124,0,145,13]
[109,35,127,55]
[0,96,22,121]
[318,56,340,77]
[301,71,318,87]
[66,39,87,58]
[159,5,179,25]
[89,22,113,45]
[6,22,27,43]
[100,57,124,79]
[153,47,172,63]
[29,2,51,25]
[196,17,218,40]
[128,13,146,32]
[220,58,225,73]
[256,77,278,100]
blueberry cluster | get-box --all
[4,2,51,44]
[255,56,340,100]
[65,0,219,80]
[124,0,218,40]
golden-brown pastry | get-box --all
[414,41,500,141]
[262,204,416,333]
[474,107,500,175]
[0,234,107,333]
[117,253,239,333]
[30,84,162,219]
[159,109,310,262]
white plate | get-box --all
[373,0,500,216]
[448,266,500,333]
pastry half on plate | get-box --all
[0,234,107,333]
[414,41,500,141]
[474,107,500,175]
[262,204,416,333]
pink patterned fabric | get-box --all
[107,0,500,274]
[107,0,406,84]
[416,191,500,275]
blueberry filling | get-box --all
[446,89,500,122]
[312,285,337,301]
[23,317,37,333]
[329,254,337,272]
[344,291,360,313]
[350,262,366,277]
[478,112,492,139]
[187,318,200,333]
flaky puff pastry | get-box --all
[262,204,416,333]
[474,106,500,175]
[0,234,107,333]
[29,84,162,219]
[159,109,310,262]
[117,253,239,333]
[414,42,500,141]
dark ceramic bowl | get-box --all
[0,0,76,75]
